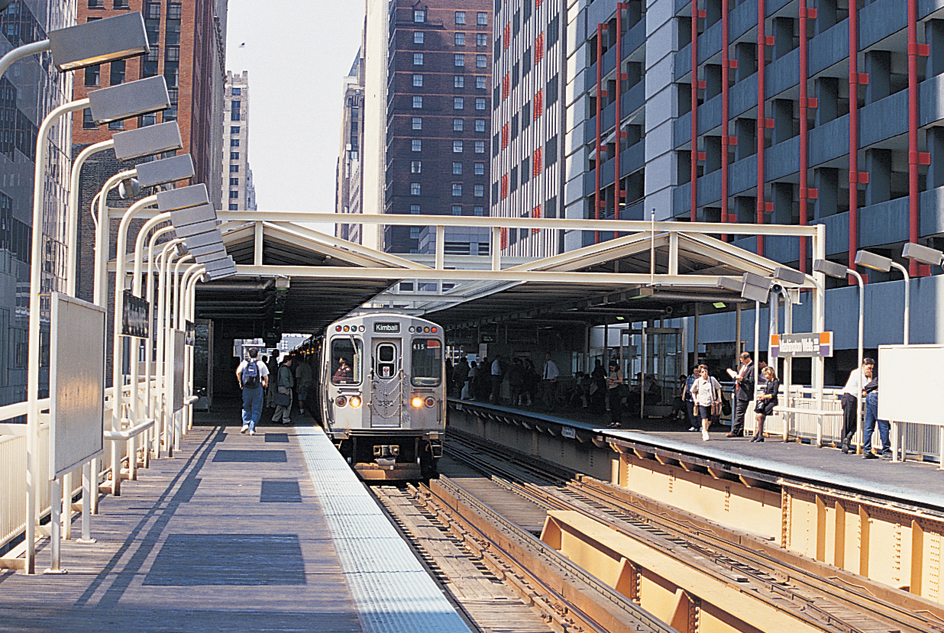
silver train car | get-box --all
[318,313,445,480]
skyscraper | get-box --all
[222,70,255,212]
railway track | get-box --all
[434,431,944,633]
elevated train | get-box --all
[299,313,446,480]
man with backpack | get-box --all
[236,347,269,435]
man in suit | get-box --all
[727,352,754,437]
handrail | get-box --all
[104,418,154,441]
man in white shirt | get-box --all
[840,358,874,453]
[489,355,503,403]
[541,352,559,409]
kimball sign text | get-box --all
[770,332,833,358]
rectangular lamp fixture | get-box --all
[48,12,149,71]
[112,122,181,161]
[87,75,170,124]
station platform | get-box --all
[0,401,473,633]
[452,398,944,513]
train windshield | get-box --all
[330,338,362,385]
[411,338,442,386]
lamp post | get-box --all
[813,258,865,453]
[855,249,911,344]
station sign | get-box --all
[121,291,149,338]
[374,322,400,333]
[770,332,833,358]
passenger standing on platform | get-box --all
[752,366,780,442]
[265,350,280,408]
[840,358,874,453]
[463,361,477,399]
[606,360,624,428]
[294,355,313,416]
[541,352,560,409]
[522,358,537,406]
[237,347,269,436]
[861,362,890,458]
[507,357,525,406]
[691,366,719,442]
[271,356,294,425]
[589,360,606,412]
[726,352,754,437]
[682,368,700,431]
[454,357,470,397]
[490,355,504,403]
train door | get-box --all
[370,338,402,427]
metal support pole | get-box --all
[849,269,865,453]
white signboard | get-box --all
[49,293,106,479]
[877,344,944,425]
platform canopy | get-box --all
[196,215,817,337]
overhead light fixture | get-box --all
[112,121,182,161]
[854,250,892,272]
[117,178,141,199]
[712,302,726,309]
[136,154,195,188]
[158,184,210,213]
[772,266,806,285]
[716,276,743,293]
[87,75,170,124]
[47,12,149,71]
[182,229,223,250]
[174,219,218,238]
[812,258,849,280]
[188,244,226,259]
[901,242,944,267]
[740,272,772,303]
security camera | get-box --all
[118,178,141,199]
[771,283,783,294]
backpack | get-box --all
[243,360,260,387]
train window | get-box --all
[331,339,362,385]
[411,339,442,386]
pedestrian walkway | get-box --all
[0,401,472,633]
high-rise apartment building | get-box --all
[356,0,492,254]
[72,0,227,303]
[491,0,567,257]
[0,1,77,405]
[222,70,255,211]
[337,51,364,245]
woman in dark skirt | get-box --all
[752,366,780,442]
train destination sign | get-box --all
[374,322,400,333]
[121,291,149,338]
[770,332,833,358]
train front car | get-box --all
[321,314,445,480]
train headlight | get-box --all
[335,396,347,408]
[424,397,436,408]
[411,396,424,408]
[349,395,362,408]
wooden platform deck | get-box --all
[0,418,363,633]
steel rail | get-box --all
[445,433,944,633]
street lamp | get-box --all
[855,249,911,344]
[902,242,944,267]
[813,258,865,453]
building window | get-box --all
[453,162,463,175]
[167,2,181,19]
[231,101,241,121]
[477,33,488,47]
[110,59,125,85]
[521,156,530,184]
[455,11,466,24]
[165,46,180,62]
[523,47,532,75]
[230,138,240,147]
[454,97,464,110]
[453,140,463,153]
[532,147,542,175]
[475,119,486,132]
[414,31,424,44]
[413,74,423,87]
[476,55,487,68]
[229,203,238,210]
[535,33,544,63]
[477,12,487,25]
[522,100,531,128]
[412,117,422,130]
[413,96,423,109]
[475,141,485,153]
[230,178,239,186]
[414,10,425,22]
[502,73,510,99]
[534,90,543,119]
[229,191,239,199]
[546,135,559,166]
[501,123,509,148]
[230,165,239,173]
[476,76,487,90]
[454,75,464,88]
[411,183,421,195]
[474,205,485,216]
[547,74,559,105]
[452,205,462,215]
[231,87,241,96]
[510,166,519,192]
[230,126,240,134]
[82,108,97,129]
[453,118,464,131]
[452,184,462,197]
[410,227,421,239]
[410,204,421,213]
[475,98,486,110]
[454,54,465,67]
[500,174,508,199]
[88,0,104,6]
[474,162,485,175]
[548,15,560,46]
[455,32,465,46]
[474,184,484,197]
[414,53,424,65]
[412,139,422,152]
[511,114,519,140]
[230,152,239,160]
[85,64,100,87]
[411,160,422,173]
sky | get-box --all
[224,1,364,218]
